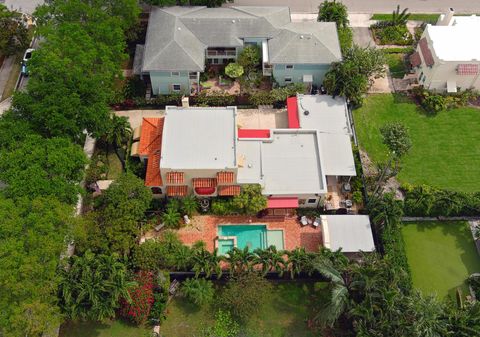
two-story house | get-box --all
[136,6,341,95]
[410,8,480,92]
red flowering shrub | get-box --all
[119,271,154,325]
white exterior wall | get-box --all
[415,29,480,92]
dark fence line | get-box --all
[167,271,329,282]
[402,216,480,222]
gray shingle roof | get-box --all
[268,22,342,64]
[143,6,341,71]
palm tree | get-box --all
[254,246,286,276]
[191,248,223,279]
[285,247,310,279]
[310,257,350,328]
[225,246,256,274]
[181,195,198,216]
[390,5,410,26]
[58,250,133,321]
[367,192,403,230]
[162,207,181,229]
[174,244,193,271]
[105,114,131,170]
[317,0,349,28]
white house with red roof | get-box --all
[131,94,356,209]
[410,9,480,92]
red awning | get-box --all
[238,129,270,139]
[409,52,421,67]
[267,197,299,209]
[195,187,216,195]
[287,97,300,129]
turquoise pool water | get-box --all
[218,225,284,255]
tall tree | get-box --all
[0,134,87,203]
[0,4,29,56]
[232,184,267,215]
[317,0,349,28]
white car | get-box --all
[21,48,35,75]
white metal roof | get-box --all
[161,106,237,170]
[322,215,375,253]
[297,94,350,134]
[318,133,356,176]
[426,16,480,61]
[237,130,326,195]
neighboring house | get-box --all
[131,94,356,209]
[410,8,480,92]
[136,6,341,95]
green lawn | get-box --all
[402,221,480,299]
[385,53,407,78]
[59,320,150,337]
[160,281,316,337]
[353,94,480,192]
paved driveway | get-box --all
[228,0,480,14]
[352,27,375,48]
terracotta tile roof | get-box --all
[419,38,434,67]
[409,51,421,67]
[140,117,164,187]
[138,118,164,156]
[217,171,234,184]
[166,185,188,197]
[457,64,479,75]
[218,185,241,196]
[192,178,217,188]
[166,171,185,184]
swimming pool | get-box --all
[217,224,284,255]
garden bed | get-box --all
[401,221,480,299]
[59,320,150,337]
[371,13,439,24]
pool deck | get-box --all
[167,215,323,252]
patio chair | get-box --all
[300,215,308,226]
[184,215,191,225]
[154,223,165,232]
[313,217,321,228]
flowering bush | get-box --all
[119,271,155,325]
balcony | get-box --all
[206,48,236,58]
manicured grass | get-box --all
[160,281,316,337]
[371,13,439,24]
[401,221,480,299]
[385,53,407,78]
[353,94,480,192]
[59,319,150,337]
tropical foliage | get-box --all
[225,63,244,78]
[181,278,215,306]
[232,184,267,215]
[58,250,132,321]
[119,271,155,325]
[380,122,412,158]
[200,309,240,337]
[317,0,349,28]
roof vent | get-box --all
[232,19,235,23]
[303,110,310,116]
[177,27,181,31]
[247,164,252,168]
[300,35,304,39]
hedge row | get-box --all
[401,183,480,217]
[381,225,412,292]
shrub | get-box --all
[382,226,412,291]
[181,278,215,306]
[232,184,267,215]
[249,91,274,106]
[194,91,236,106]
[468,275,480,299]
[119,271,155,325]
[182,195,198,216]
[225,63,244,78]
[338,26,353,53]
[352,191,363,204]
[422,94,447,114]
[211,198,238,215]
[372,25,413,45]
[149,272,170,324]
[124,76,146,99]
[200,310,240,337]
[219,272,273,322]
[238,45,261,73]
[380,122,412,157]
[270,83,306,102]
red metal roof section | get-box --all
[267,197,299,209]
[195,187,216,195]
[237,129,271,139]
[218,185,241,196]
[166,171,185,185]
[409,52,421,67]
[419,38,434,67]
[192,178,217,188]
[287,96,300,129]
[166,185,188,197]
[142,118,164,187]
[217,171,235,184]
[457,64,479,75]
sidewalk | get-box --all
[0,55,16,101]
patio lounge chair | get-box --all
[184,215,191,225]
[300,216,308,226]
[313,217,321,228]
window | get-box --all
[172,84,181,92]
[298,199,306,205]
[307,198,317,204]
[189,72,197,80]
[212,58,219,64]
[285,64,294,70]
[284,77,292,83]
[171,71,180,77]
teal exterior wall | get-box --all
[272,64,331,86]
[150,71,191,95]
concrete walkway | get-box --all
[0,97,12,116]
[0,56,16,101]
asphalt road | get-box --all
[228,0,480,13]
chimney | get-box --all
[437,7,455,26]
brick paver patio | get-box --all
[173,215,323,252]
